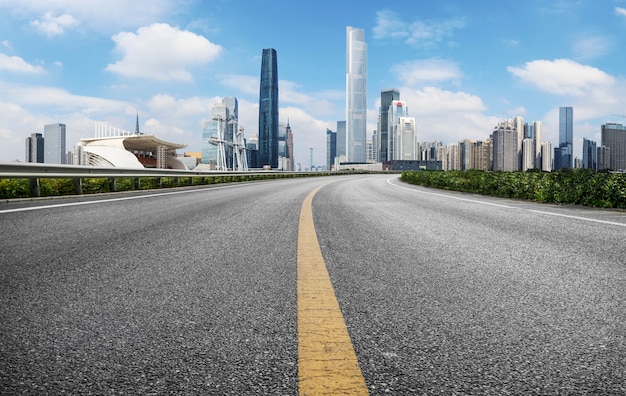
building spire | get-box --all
[135,110,140,134]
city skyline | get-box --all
[1,1,625,166]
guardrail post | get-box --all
[73,178,83,195]
[156,177,162,188]
[134,177,141,190]
[28,177,40,197]
[175,177,180,186]
[108,178,117,192]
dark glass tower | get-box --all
[258,48,279,168]
[555,106,573,170]
[380,89,399,161]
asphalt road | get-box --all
[1,174,625,394]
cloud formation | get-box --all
[106,23,222,82]
[616,7,626,18]
[391,59,462,87]
[0,53,45,74]
[573,35,612,60]
[507,59,615,96]
[30,12,79,36]
[373,10,465,47]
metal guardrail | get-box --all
[0,162,329,197]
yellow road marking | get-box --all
[297,185,369,395]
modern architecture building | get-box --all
[222,96,238,169]
[512,116,524,169]
[346,26,367,163]
[491,120,519,171]
[277,121,294,171]
[582,138,597,170]
[202,102,228,169]
[326,128,336,170]
[371,129,379,163]
[601,123,626,171]
[597,145,610,171]
[335,120,346,164]
[44,123,66,164]
[259,48,279,168]
[388,100,408,160]
[522,138,535,171]
[379,88,399,161]
[395,117,418,160]
[541,141,552,172]
[533,121,543,169]
[555,107,573,170]
[25,132,44,163]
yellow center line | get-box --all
[297,185,369,395]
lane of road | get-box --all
[2,174,625,394]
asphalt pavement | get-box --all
[1,174,625,394]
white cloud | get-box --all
[1,40,12,50]
[392,86,496,145]
[0,53,45,74]
[106,23,222,82]
[0,0,184,34]
[391,59,462,87]
[219,74,259,96]
[616,7,626,18]
[373,10,465,47]
[30,12,78,36]
[507,59,615,96]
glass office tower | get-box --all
[346,27,367,163]
[555,107,573,169]
[258,48,279,169]
[44,123,66,164]
[380,89,399,161]
[25,132,44,163]
[601,123,626,171]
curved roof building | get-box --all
[79,134,188,169]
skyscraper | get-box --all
[222,96,238,169]
[326,128,336,170]
[533,121,542,169]
[555,106,573,170]
[258,48,279,168]
[346,27,367,163]
[379,88,399,161]
[396,117,418,160]
[44,123,66,164]
[601,123,626,171]
[25,132,44,163]
[336,120,346,162]
[491,120,518,171]
[388,100,408,160]
[582,138,597,170]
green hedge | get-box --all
[401,169,626,209]
[0,171,345,199]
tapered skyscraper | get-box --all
[346,27,367,163]
[258,48,279,168]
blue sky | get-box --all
[1,0,625,166]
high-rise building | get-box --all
[597,145,610,171]
[491,120,518,171]
[379,88,399,161]
[513,116,524,170]
[277,121,294,171]
[326,128,336,170]
[459,139,473,170]
[533,121,543,169]
[541,141,552,171]
[371,129,379,163]
[601,123,626,171]
[555,107,573,170]
[336,121,346,163]
[346,26,367,163]
[202,102,228,169]
[259,48,279,168]
[395,117,418,160]
[286,122,294,171]
[522,138,535,171]
[44,123,66,164]
[582,138,597,170]
[25,132,44,163]
[388,100,408,160]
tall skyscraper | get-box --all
[346,26,367,163]
[491,120,518,171]
[258,48,279,168]
[388,100,408,160]
[555,106,573,170]
[336,120,346,162]
[601,122,626,171]
[533,120,542,169]
[25,132,44,163]
[512,116,524,170]
[582,138,597,170]
[396,117,418,160]
[44,123,66,164]
[326,128,337,170]
[379,88,399,161]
